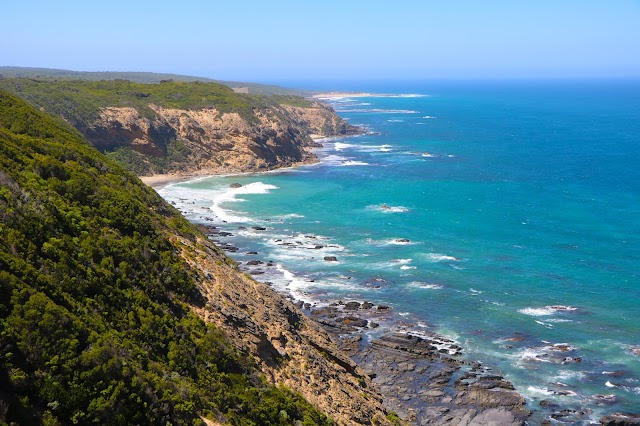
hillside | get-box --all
[0,66,311,96]
[0,78,356,176]
[0,91,394,425]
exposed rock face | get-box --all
[174,233,395,425]
[84,101,358,175]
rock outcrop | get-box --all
[84,101,358,175]
[174,232,396,425]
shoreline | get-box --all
[149,133,533,424]
[143,91,638,425]
[139,135,351,190]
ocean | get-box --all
[158,79,640,421]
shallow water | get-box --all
[159,80,640,421]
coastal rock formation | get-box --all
[312,318,530,425]
[175,232,396,425]
[85,101,357,175]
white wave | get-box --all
[605,381,616,388]
[338,108,420,114]
[317,93,427,100]
[423,115,437,119]
[408,282,443,290]
[334,142,358,151]
[320,154,349,166]
[210,182,278,223]
[519,305,579,317]
[518,348,553,363]
[274,213,305,220]
[401,265,417,270]
[341,160,370,166]
[425,253,460,262]
[387,119,404,123]
[334,143,393,153]
[553,370,587,381]
[367,204,409,213]
[276,264,308,291]
[527,386,555,396]
[422,153,437,157]
[535,320,554,328]
[519,307,556,316]
[527,386,577,397]
[365,238,415,247]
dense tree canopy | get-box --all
[0,91,331,425]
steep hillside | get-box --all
[0,91,393,425]
[0,79,356,175]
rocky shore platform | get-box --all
[306,301,530,426]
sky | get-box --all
[2,0,639,82]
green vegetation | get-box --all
[0,90,332,425]
[105,139,191,176]
[0,66,312,96]
[0,78,259,125]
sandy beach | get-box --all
[139,173,199,189]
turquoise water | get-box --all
[159,80,640,421]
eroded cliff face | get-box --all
[172,232,395,426]
[84,101,358,176]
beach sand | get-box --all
[139,173,196,189]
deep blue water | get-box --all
[159,80,640,421]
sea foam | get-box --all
[211,182,278,223]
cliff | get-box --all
[0,78,358,176]
[0,90,392,425]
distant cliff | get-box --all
[0,78,358,176]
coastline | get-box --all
[139,134,354,190]
[146,129,533,424]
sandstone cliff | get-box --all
[85,101,358,176]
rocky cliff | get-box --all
[178,230,396,425]
[0,78,359,176]
[87,101,357,175]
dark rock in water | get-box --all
[361,302,374,310]
[593,394,618,405]
[230,183,242,188]
[238,226,247,230]
[377,305,390,311]
[246,260,263,266]
[395,238,411,243]
[539,399,558,408]
[252,226,267,231]
[246,251,258,255]
[603,370,627,377]
[600,413,640,425]
[340,316,368,328]
[313,245,324,249]
[324,256,338,262]
[369,322,379,328]
[343,301,361,310]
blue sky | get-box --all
[2,0,639,82]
